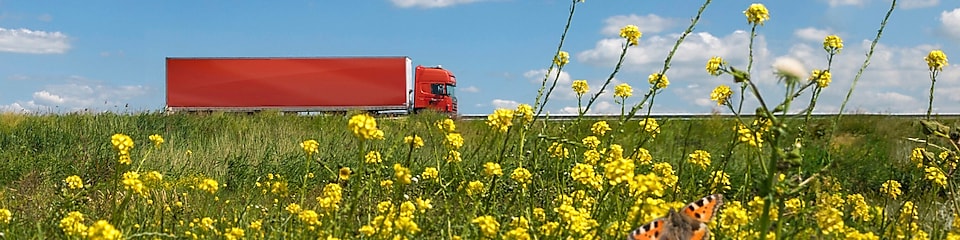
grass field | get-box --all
[0,111,956,239]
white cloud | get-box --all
[794,27,832,42]
[601,14,674,35]
[902,0,939,9]
[389,0,484,8]
[940,8,960,40]
[0,76,149,113]
[491,99,520,109]
[825,0,866,7]
[0,27,70,54]
[461,85,480,93]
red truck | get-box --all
[165,57,457,114]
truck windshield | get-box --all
[446,84,456,96]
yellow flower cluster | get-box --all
[483,162,503,177]
[706,56,725,76]
[710,170,731,192]
[59,211,87,237]
[571,80,589,95]
[446,150,462,163]
[197,178,219,194]
[339,167,351,181]
[686,150,711,170]
[925,50,948,71]
[394,164,412,185]
[634,148,653,165]
[516,103,534,124]
[880,180,902,199]
[472,215,500,237]
[823,35,843,54]
[504,216,530,239]
[619,25,642,46]
[148,134,164,147]
[466,181,485,196]
[65,175,84,189]
[639,118,660,138]
[435,118,456,133]
[627,173,664,197]
[360,200,423,237]
[316,183,343,212]
[403,135,424,149]
[300,139,319,155]
[591,121,611,136]
[121,171,147,197]
[0,208,10,224]
[710,85,733,106]
[743,3,770,25]
[614,83,633,98]
[348,113,385,140]
[648,73,669,90]
[603,144,634,186]
[553,195,599,236]
[445,133,464,150]
[365,151,382,164]
[422,167,439,181]
[554,51,570,67]
[571,163,604,190]
[846,194,872,221]
[224,227,245,240]
[810,69,831,88]
[510,167,533,187]
[548,142,569,159]
[111,133,134,165]
[925,166,947,187]
[651,162,678,188]
[581,136,600,149]
[88,220,122,240]
[298,210,320,227]
[486,108,515,133]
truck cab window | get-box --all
[431,84,444,95]
[446,84,455,96]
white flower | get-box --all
[772,57,808,81]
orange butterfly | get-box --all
[627,194,724,240]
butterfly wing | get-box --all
[626,218,667,240]
[681,194,724,223]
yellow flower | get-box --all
[446,150,462,163]
[880,180,902,199]
[925,50,948,71]
[582,136,600,149]
[224,227,245,240]
[285,203,302,214]
[348,113,384,140]
[547,142,569,159]
[591,121,612,136]
[198,178,219,194]
[619,25,642,46]
[539,221,560,236]
[445,133,464,150]
[571,163,601,187]
[394,164,412,185]
[648,73,669,89]
[784,198,804,213]
[510,167,532,186]
[148,134,164,147]
[110,133,134,154]
[633,148,653,165]
[743,3,770,25]
[554,51,570,67]
[810,69,831,88]
[823,35,843,54]
[710,85,734,106]
[87,220,122,240]
[710,170,731,192]
[639,118,660,137]
[706,56,725,76]
[0,208,10,224]
[516,104,534,124]
[404,135,425,149]
[249,220,263,232]
[364,151,382,164]
[925,166,947,187]
[847,194,872,221]
[471,215,500,237]
[652,163,678,187]
[686,150,711,170]
[483,162,503,177]
[65,175,84,189]
[466,180,485,196]
[628,173,664,197]
[300,139,319,155]
[486,108,515,133]
[815,206,844,234]
[298,210,321,226]
[338,167,352,181]
[583,149,602,165]
[436,118,456,133]
[422,167,439,181]
[614,83,633,98]
[719,201,749,232]
[380,180,393,189]
[603,156,635,186]
[910,147,926,168]
[572,80,590,95]
[60,211,87,237]
[359,225,375,236]
[122,171,147,197]
[416,197,433,213]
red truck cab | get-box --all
[413,65,457,114]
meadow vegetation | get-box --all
[2,0,960,239]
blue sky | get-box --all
[1,0,959,114]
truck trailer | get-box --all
[165,57,457,114]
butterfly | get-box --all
[627,194,724,240]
